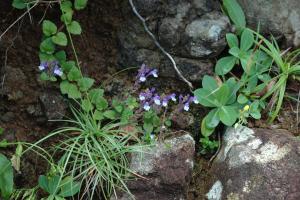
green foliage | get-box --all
[222,0,246,32]
[194,76,240,136]
[38,175,80,199]
[12,0,32,9]
[0,154,13,200]
[200,137,218,154]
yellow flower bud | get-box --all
[243,105,250,111]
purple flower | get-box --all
[192,96,199,104]
[54,66,63,76]
[143,102,151,111]
[153,95,161,105]
[136,64,159,84]
[38,61,47,71]
[139,93,146,101]
[183,103,190,111]
[170,93,176,102]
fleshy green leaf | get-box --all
[237,94,248,104]
[60,0,73,12]
[42,20,57,36]
[60,10,73,24]
[201,116,215,137]
[67,21,82,35]
[223,0,246,30]
[12,0,27,9]
[0,154,13,199]
[74,0,88,10]
[219,105,238,126]
[240,29,254,51]
[226,33,239,48]
[77,77,94,92]
[215,56,237,75]
[52,32,68,46]
[202,75,219,92]
[205,108,220,128]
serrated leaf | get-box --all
[67,84,81,99]
[215,56,237,75]
[40,72,50,81]
[95,97,108,110]
[59,176,81,197]
[81,99,93,112]
[88,88,104,103]
[93,110,104,121]
[60,81,70,94]
[54,51,67,62]
[74,0,88,10]
[77,77,94,92]
[226,33,239,48]
[0,154,13,199]
[52,32,68,46]
[67,21,82,35]
[42,20,57,36]
[61,60,76,72]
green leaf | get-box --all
[223,0,246,30]
[52,32,68,46]
[237,94,248,104]
[59,176,81,197]
[67,21,82,35]
[88,88,104,103]
[219,105,238,126]
[39,52,55,61]
[40,72,50,81]
[93,110,104,121]
[67,84,81,99]
[60,0,73,12]
[60,10,73,24]
[81,99,93,112]
[229,46,240,57]
[67,67,81,81]
[60,81,70,94]
[94,97,107,110]
[143,123,153,134]
[121,108,133,123]
[42,20,57,36]
[0,154,13,199]
[205,108,220,128]
[201,116,215,137]
[103,110,117,120]
[240,29,254,51]
[54,51,67,62]
[164,119,172,127]
[215,56,237,75]
[226,33,239,48]
[74,0,88,10]
[12,0,26,9]
[40,38,55,54]
[202,75,219,92]
[0,140,8,148]
[77,77,94,92]
[61,60,76,72]
[0,128,3,135]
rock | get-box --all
[171,110,195,129]
[112,133,195,200]
[237,0,300,47]
[39,91,68,121]
[117,0,229,81]
[208,126,300,200]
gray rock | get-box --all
[238,0,300,47]
[208,126,300,200]
[39,91,67,121]
[112,133,195,200]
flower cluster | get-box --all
[38,61,63,77]
[178,94,199,111]
[136,64,158,84]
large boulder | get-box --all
[238,0,300,47]
[112,133,195,200]
[207,126,300,200]
[117,0,231,81]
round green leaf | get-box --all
[67,21,82,35]
[77,77,94,92]
[237,94,248,104]
[60,10,73,24]
[226,33,239,48]
[215,56,237,75]
[67,84,81,99]
[0,154,13,199]
[67,67,81,81]
[240,29,254,51]
[74,0,88,10]
[60,0,73,12]
[12,0,27,9]
[52,32,68,46]
[40,38,55,54]
[205,108,220,128]
[223,0,246,30]
[219,106,238,126]
[201,117,215,137]
[42,20,57,36]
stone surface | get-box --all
[117,0,230,81]
[112,133,195,200]
[39,91,68,121]
[208,126,300,200]
[238,0,300,47]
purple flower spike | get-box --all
[153,95,161,105]
[170,93,176,102]
[136,64,159,84]
[143,102,151,111]
[54,67,63,76]
[38,62,47,71]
